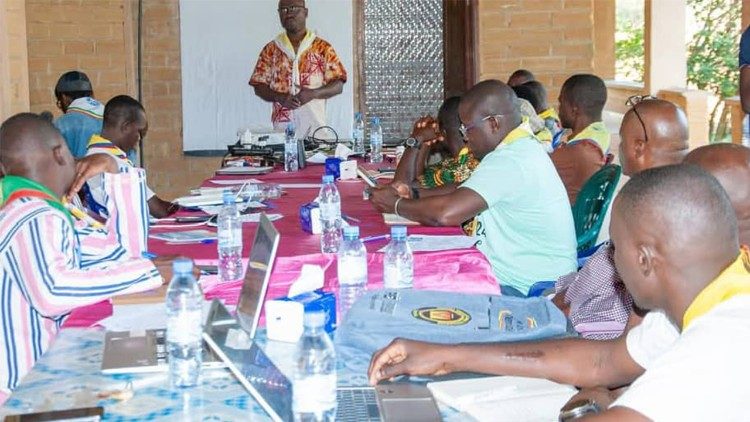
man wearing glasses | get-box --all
[370,80,577,296]
[250,0,347,138]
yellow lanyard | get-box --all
[683,249,750,329]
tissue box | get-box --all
[266,289,337,343]
[299,202,322,234]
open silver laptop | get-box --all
[101,213,281,374]
[203,300,441,422]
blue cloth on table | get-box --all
[334,289,572,377]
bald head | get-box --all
[459,80,522,159]
[0,113,75,196]
[685,143,750,245]
[612,164,739,311]
[618,99,690,176]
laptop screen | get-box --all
[203,300,293,422]
[236,213,280,338]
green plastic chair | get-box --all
[572,164,622,252]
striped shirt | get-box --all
[0,168,162,399]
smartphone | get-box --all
[197,265,219,275]
[175,215,212,223]
[4,406,104,422]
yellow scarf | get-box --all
[683,248,750,329]
[87,134,132,166]
[569,121,610,153]
[538,108,559,121]
[496,119,535,150]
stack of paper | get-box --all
[149,229,216,243]
[427,376,577,422]
[383,213,420,226]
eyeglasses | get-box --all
[459,114,506,139]
[278,5,305,14]
[625,95,657,142]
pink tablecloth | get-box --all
[64,164,497,328]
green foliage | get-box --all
[615,21,644,82]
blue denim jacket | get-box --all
[334,289,572,378]
[54,112,103,159]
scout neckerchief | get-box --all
[274,30,317,96]
[0,175,75,227]
[538,107,560,122]
[462,121,535,236]
[66,97,104,120]
[88,134,132,166]
[567,121,610,153]
[682,247,750,329]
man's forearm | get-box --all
[253,84,283,103]
[446,337,639,389]
[393,147,421,184]
[312,80,344,100]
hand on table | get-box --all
[66,153,118,200]
[389,181,412,199]
[368,338,453,385]
[368,185,402,213]
[151,255,201,284]
[411,116,443,147]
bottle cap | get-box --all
[390,226,407,238]
[222,190,235,205]
[343,225,359,239]
[172,258,193,274]
[371,116,380,125]
[303,310,326,329]
[322,175,334,184]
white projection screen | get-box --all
[179,0,354,152]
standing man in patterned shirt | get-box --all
[250,0,347,137]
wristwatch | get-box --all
[559,399,601,421]
[405,137,419,149]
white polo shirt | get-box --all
[613,296,750,421]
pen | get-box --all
[165,239,216,245]
[342,214,361,223]
[142,251,158,259]
[361,234,390,243]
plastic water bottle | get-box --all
[369,116,383,163]
[383,226,413,289]
[337,226,368,319]
[293,311,337,422]
[166,258,204,388]
[217,190,243,282]
[285,123,299,172]
[352,112,365,155]
[319,175,342,253]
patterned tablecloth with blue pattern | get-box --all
[0,328,465,421]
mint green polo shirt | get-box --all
[461,135,577,294]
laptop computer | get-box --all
[101,213,281,374]
[203,300,441,422]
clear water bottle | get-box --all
[337,226,368,320]
[352,112,365,155]
[383,226,413,289]
[293,311,337,422]
[217,190,243,282]
[285,123,299,172]
[369,116,383,163]
[319,175,342,253]
[166,258,204,388]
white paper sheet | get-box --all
[208,178,263,186]
[279,183,323,189]
[100,301,215,332]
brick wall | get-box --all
[140,0,220,200]
[25,0,135,115]
[477,0,595,102]
[0,0,30,120]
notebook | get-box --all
[427,376,577,422]
[383,213,420,226]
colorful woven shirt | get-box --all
[0,169,161,398]
[250,30,347,136]
[418,147,479,188]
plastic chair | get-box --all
[572,164,622,253]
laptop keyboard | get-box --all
[336,388,380,422]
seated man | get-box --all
[554,98,690,339]
[0,113,178,401]
[85,95,178,218]
[53,71,105,159]
[393,97,478,190]
[369,164,750,420]
[523,80,562,135]
[507,68,535,87]
[684,143,750,244]
[551,74,610,204]
[370,80,577,296]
